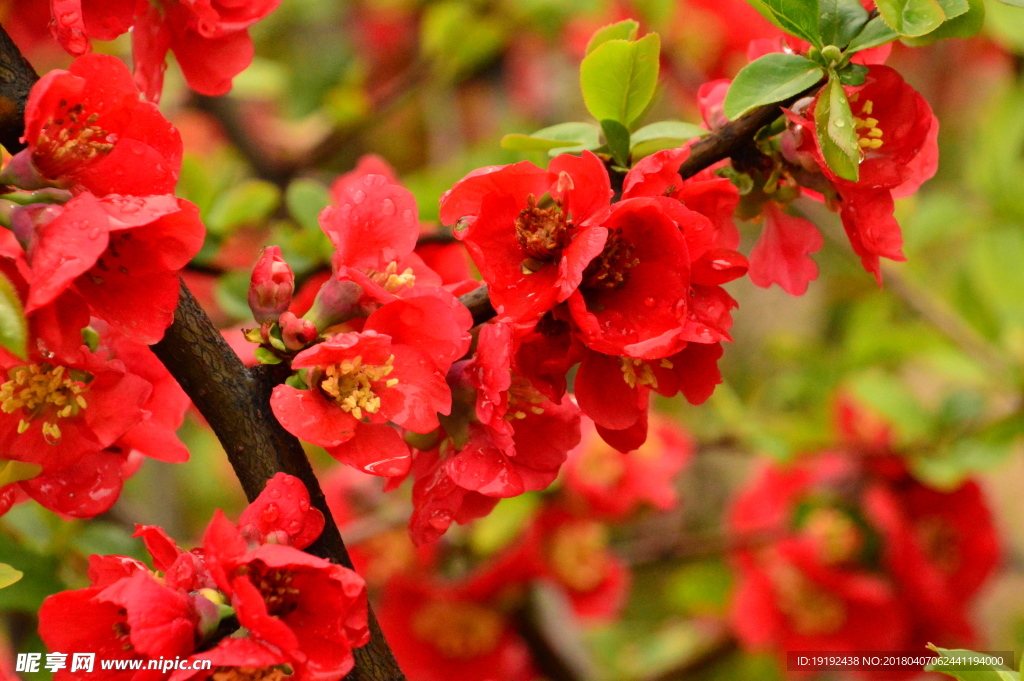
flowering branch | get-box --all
[0,24,37,153]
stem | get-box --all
[0,24,37,154]
[152,284,406,681]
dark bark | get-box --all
[0,24,38,154]
[152,284,406,681]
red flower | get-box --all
[865,477,999,645]
[20,192,205,344]
[472,508,631,621]
[237,472,326,550]
[787,66,938,281]
[271,296,470,478]
[18,54,182,195]
[729,454,911,655]
[377,575,536,681]
[563,414,693,519]
[747,202,823,296]
[51,0,281,100]
[203,512,369,681]
[439,151,613,322]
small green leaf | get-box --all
[998,0,1024,7]
[0,270,27,361]
[925,646,1018,680]
[285,179,331,233]
[743,0,823,46]
[876,0,946,36]
[0,564,23,590]
[500,122,602,152]
[580,33,661,128]
[937,0,970,19]
[847,14,901,51]
[816,74,860,182]
[724,53,824,120]
[585,19,639,55]
[631,120,707,145]
[601,119,631,167]
[253,347,283,365]
[838,63,869,85]
[819,0,870,46]
[904,0,985,43]
[0,461,42,488]
[207,180,282,235]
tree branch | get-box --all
[152,284,406,681]
[0,24,38,154]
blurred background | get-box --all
[4,0,1024,679]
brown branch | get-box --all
[152,284,405,681]
[0,24,38,154]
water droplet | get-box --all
[401,209,415,225]
[428,509,453,530]
[88,227,101,239]
[268,487,282,499]
[260,503,280,523]
[644,297,656,307]
[58,11,80,26]
[351,190,366,205]
[380,198,396,216]
[834,119,846,128]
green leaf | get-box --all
[815,74,860,181]
[743,0,823,46]
[253,347,283,365]
[500,122,602,152]
[925,646,1018,680]
[585,19,639,55]
[838,63,870,85]
[819,0,870,46]
[207,180,282,235]
[580,33,661,128]
[0,270,27,361]
[847,14,901,51]
[631,120,707,145]
[601,119,631,167]
[724,53,824,120]
[998,0,1024,7]
[0,461,42,488]
[285,179,331,233]
[904,0,985,43]
[876,0,947,36]
[0,563,22,590]
[937,0,971,19]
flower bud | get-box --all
[248,246,294,324]
[305,276,366,331]
[0,151,50,191]
[279,311,317,351]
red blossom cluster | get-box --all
[38,474,369,681]
[0,54,201,519]
[321,414,694,681]
[729,399,999,662]
[46,0,279,100]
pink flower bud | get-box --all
[279,311,317,351]
[0,150,51,191]
[248,246,294,324]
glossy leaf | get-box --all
[905,0,985,43]
[601,119,631,167]
[925,646,1018,681]
[501,122,602,152]
[876,0,947,37]
[580,33,661,128]
[815,74,860,181]
[819,0,870,46]
[743,0,822,46]
[847,14,901,51]
[724,53,824,120]
[0,270,26,361]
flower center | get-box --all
[851,97,883,152]
[411,600,504,659]
[547,521,611,592]
[237,563,301,618]
[916,517,960,574]
[516,195,570,268]
[212,667,292,681]
[320,355,397,420]
[772,564,847,636]
[0,364,90,444]
[34,102,116,178]
[620,358,672,390]
[801,507,863,565]
[575,443,626,487]
[367,261,416,293]
[505,376,546,420]
[582,229,639,290]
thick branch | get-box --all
[153,284,406,681]
[0,24,38,154]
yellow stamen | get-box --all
[320,355,396,419]
[368,261,416,293]
[0,363,90,443]
[620,358,657,389]
[412,600,504,659]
